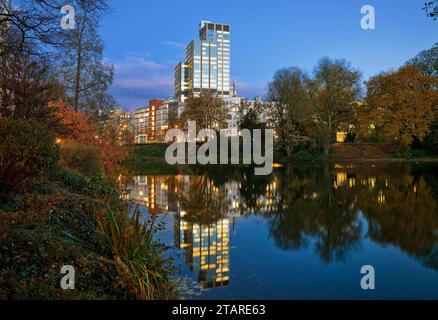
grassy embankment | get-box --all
[0,167,176,300]
[127,143,438,173]
[331,143,438,162]
[127,143,324,173]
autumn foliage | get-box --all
[49,101,98,144]
[359,66,438,146]
[49,101,128,173]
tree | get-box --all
[0,0,115,120]
[49,100,98,144]
[57,0,114,114]
[405,43,438,152]
[363,65,438,147]
[239,108,266,131]
[0,0,66,56]
[179,94,230,132]
[406,42,438,77]
[424,0,438,19]
[423,119,438,152]
[313,58,362,160]
[238,98,266,127]
[0,51,64,125]
[0,118,60,193]
[267,67,315,158]
[238,98,267,132]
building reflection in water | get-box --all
[128,175,234,289]
[125,165,438,292]
[129,175,172,214]
[175,213,230,288]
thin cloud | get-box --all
[162,41,186,49]
[116,77,173,90]
[113,53,169,72]
[109,53,175,109]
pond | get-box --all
[124,162,438,299]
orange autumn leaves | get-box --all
[360,66,438,146]
[50,101,97,144]
[49,101,128,173]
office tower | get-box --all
[175,62,188,101]
[175,21,231,102]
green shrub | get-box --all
[60,141,102,177]
[0,118,60,193]
[57,167,88,193]
[84,174,118,199]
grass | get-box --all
[129,144,170,163]
[128,143,438,172]
[97,205,174,299]
[126,144,182,175]
[392,149,438,159]
[0,167,176,300]
[126,143,325,175]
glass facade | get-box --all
[174,62,188,99]
[175,21,231,101]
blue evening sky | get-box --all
[100,0,438,110]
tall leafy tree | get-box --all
[267,67,315,158]
[179,94,230,132]
[313,58,362,160]
[406,42,438,152]
[238,98,268,133]
[363,65,438,146]
[239,108,266,131]
[0,49,64,125]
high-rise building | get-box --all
[175,21,231,102]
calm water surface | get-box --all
[125,163,438,299]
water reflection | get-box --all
[124,163,438,297]
[175,213,231,288]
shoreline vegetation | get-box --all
[0,165,176,300]
[0,117,176,300]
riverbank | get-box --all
[331,143,438,162]
[126,143,438,171]
[0,167,176,300]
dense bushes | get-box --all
[57,167,88,193]
[0,167,175,299]
[0,118,60,194]
[60,140,103,177]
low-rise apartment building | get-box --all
[133,99,180,143]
